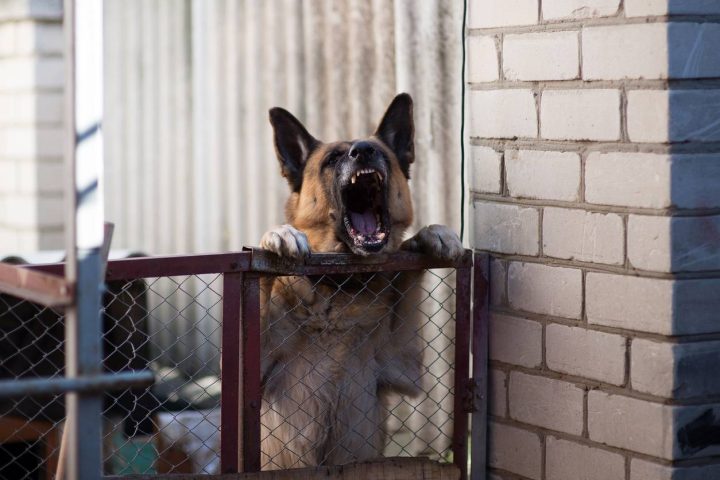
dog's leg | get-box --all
[260,224,311,258]
[400,224,463,260]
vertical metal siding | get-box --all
[104,0,462,255]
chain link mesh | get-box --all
[0,266,457,477]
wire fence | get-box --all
[0,253,471,478]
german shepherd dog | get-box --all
[259,93,463,469]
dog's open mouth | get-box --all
[341,167,389,253]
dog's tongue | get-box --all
[350,210,377,235]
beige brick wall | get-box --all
[468,0,720,477]
[0,0,64,254]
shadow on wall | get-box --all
[666,2,720,458]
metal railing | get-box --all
[0,248,488,479]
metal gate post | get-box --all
[221,272,243,473]
[241,274,262,472]
[471,253,490,480]
[63,0,105,478]
[454,265,472,480]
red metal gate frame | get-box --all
[25,248,488,479]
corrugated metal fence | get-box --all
[104,0,463,255]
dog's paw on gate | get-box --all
[401,224,464,261]
[260,224,311,258]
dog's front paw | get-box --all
[260,224,311,258]
[401,224,463,261]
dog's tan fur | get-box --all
[258,94,462,469]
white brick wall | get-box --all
[469,0,538,29]
[628,89,720,143]
[505,150,580,202]
[628,214,720,272]
[489,313,542,367]
[471,146,502,193]
[468,1,720,476]
[631,338,720,399]
[546,323,626,385]
[630,459,720,480]
[0,4,64,253]
[585,152,671,209]
[509,372,584,434]
[626,0,720,17]
[488,421,542,479]
[467,35,498,83]
[541,90,620,141]
[503,31,579,81]
[546,437,625,480]
[471,89,538,139]
[508,262,583,318]
[586,273,673,334]
[542,0,620,20]
[473,201,539,255]
[543,207,624,265]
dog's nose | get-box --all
[348,141,375,160]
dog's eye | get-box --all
[323,150,344,168]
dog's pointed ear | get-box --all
[269,107,320,192]
[375,93,414,178]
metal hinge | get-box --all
[463,379,485,413]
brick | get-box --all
[628,214,720,272]
[543,0,620,19]
[489,313,542,368]
[672,154,720,209]
[626,0,720,17]
[36,195,62,228]
[471,146,501,193]
[627,90,669,143]
[543,207,624,265]
[628,90,720,143]
[508,262,582,319]
[0,56,63,91]
[5,21,62,56]
[587,273,671,334]
[541,89,620,141]
[473,202,539,255]
[0,160,18,193]
[587,272,720,335]
[509,372,584,435]
[0,92,63,125]
[38,228,63,250]
[32,22,63,55]
[471,89,537,139]
[36,161,64,193]
[631,458,720,480]
[546,323,626,385]
[489,369,507,417]
[488,422,541,479]
[586,152,720,209]
[503,31,579,81]
[3,195,36,228]
[589,391,720,459]
[0,23,16,56]
[467,36,498,83]
[0,0,63,21]
[632,338,720,399]
[546,437,625,480]
[584,23,720,80]
[469,0,538,28]
[585,152,670,209]
[505,150,580,202]
[0,126,63,157]
[489,258,506,306]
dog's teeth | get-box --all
[377,232,386,240]
[375,172,382,182]
[351,174,356,184]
